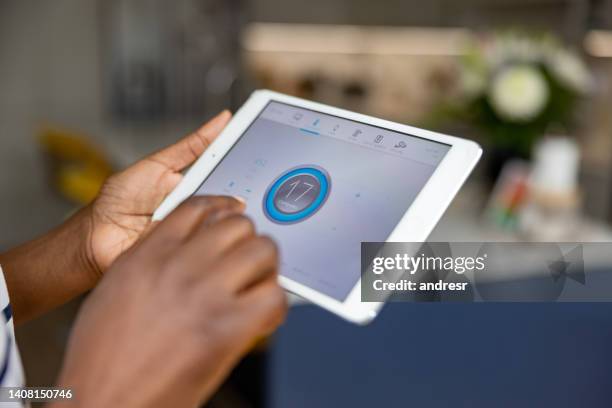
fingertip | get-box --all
[231,195,247,210]
[195,110,232,139]
[212,109,232,125]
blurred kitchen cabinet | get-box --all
[100,0,245,121]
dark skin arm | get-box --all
[0,207,97,323]
[0,111,232,323]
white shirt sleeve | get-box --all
[0,265,26,407]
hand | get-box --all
[0,112,233,323]
[87,110,232,275]
[52,196,288,408]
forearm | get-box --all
[0,206,98,323]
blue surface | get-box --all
[268,303,612,408]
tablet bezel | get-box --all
[153,89,482,324]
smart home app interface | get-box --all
[195,101,450,301]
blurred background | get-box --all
[2,0,612,407]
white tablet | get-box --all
[154,90,481,324]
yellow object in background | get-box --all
[38,128,114,205]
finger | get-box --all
[198,206,246,230]
[174,214,256,278]
[196,195,246,230]
[149,110,232,171]
[205,236,279,293]
[142,196,244,252]
[139,220,160,242]
[232,278,288,340]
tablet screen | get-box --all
[194,101,450,301]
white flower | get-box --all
[488,64,549,122]
[547,50,592,93]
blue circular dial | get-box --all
[263,166,330,224]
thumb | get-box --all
[149,110,232,171]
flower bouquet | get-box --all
[455,32,592,158]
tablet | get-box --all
[154,90,481,324]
